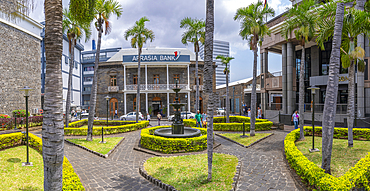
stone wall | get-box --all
[0,22,41,115]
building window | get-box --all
[173,74,179,84]
[133,75,138,84]
[84,66,94,71]
[154,74,160,84]
[195,75,202,85]
[339,90,348,104]
[320,41,331,75]
[84,77,93,82]
[133,97,140,111]
[110,76,117,86]
[84,87,91,92]
[65,55,69,64]
[83,100,90,105]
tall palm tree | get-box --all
[282,0,317,141]
[215,55,234,123]
[180,17,205,113]
[43,0,64,189]
[124,17,155,122]
[234,1,274,137]
[87,0,122,141]
[205,0,215,182]
[63,8,91,127]
[316,1,346,174]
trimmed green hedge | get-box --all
[140,126,207,154]
[0,133,84,190]
[213,116,269,123]
[285,127,370,190]
[66,119,135,128]
[65,120,149,136]
[304,126,370,140]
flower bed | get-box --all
[285,127,370,190]
[0,132,84,190]
[140,126,207,154]
[65,120,149,136]
[0,116,43,130]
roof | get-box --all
[107,47,203,62]
[216,77,253,89]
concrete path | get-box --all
[31,122,299,191]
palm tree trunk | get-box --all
[65,38,75,127]
[136,47,142,122]
[347,60,355,147]
[226,71,229,123]
[196,44,199,113]
[298,44,305,141]
[43,0,64,190]
[250,43,257,137]
[322,2,345,174]
[205,0,214,182]
[87,21,103,141]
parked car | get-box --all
[216,108,226,115]
[120,112,144,121]
[80,113,99,120]
[168,112,195,121]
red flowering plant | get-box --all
[12,109,29,117]
[0,114,10,119]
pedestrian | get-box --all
[292,110,299,129]
[115,109,118,119]
[247,108,251,118]
[195,110,202,128]
[257,107,262,119]
[245,105,248,116]
[157,113,162,126]
[202,111,207,128]
[147,113,151,126]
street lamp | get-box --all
[20,86,33,166]
[185,94,188,119]
[101,95,110,143]
[308,85,320,153]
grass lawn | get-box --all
[296,136,370,177]
[144,153,238,191]
[0,146,43,191]
[220,133,272,146]
[66,137,124,155]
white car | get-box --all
[216,108,226,115]
[120,112,144,121]
[80,113,99,120]
[168,112,195,121]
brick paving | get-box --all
[31,122,300,191]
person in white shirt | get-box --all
[291,111,299,129]
[247,108,251,118]
[257,107,262,119]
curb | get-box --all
[138,152,242,191]
[64,137,125,158]
[215,132,274,148]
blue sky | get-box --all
[30,0,292,82]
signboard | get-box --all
[123,51,190,63]
[152,101,161,105]
[310,73,357,86]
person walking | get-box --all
[247,108,251,118]
[292,111,299,129]
[115,109,118,119]
[147,113,151,126]
[157,113,162,126]
[202,111,207,128]
[195,110,202,128]
[257,107,262,119]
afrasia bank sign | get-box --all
[123,51,190,62]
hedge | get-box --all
[0,132,85,190]
[285,127,370,190]
[304,126,370,140]
[65,119,135,128]
[140,126,207,154]
[0,116,43,130]
[213,116,269,123]
[65,120,149,136]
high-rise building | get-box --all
[199,40,230,87]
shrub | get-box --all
[213,116,269,123]
[0,114,10,119]
[12,109,30,117]
[140,126,207,154]
[0,116,43,130]
[285,127,370,190]
[65,119,135,128]
[183,117,273,131]
[0,133,85,190]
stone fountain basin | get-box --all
[154,127,201,138]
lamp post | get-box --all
[308,85,320,153]
[101,95,110,144]
[20,86,33,166]
[185,94,188,119]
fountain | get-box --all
[154,80,201,138]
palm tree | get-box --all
[43,0,64,189]
[63,8,91,127]
[180,17,205,113]
[316,1,346,174]
[282,0,317,141]
[124,17,155,122]
[205,0,215,182]
[215,55,234,123]
[234,1,274,137]
[87,0,122,141]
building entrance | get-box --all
[110,98,118,118]
[152,97,162,116]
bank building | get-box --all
[92,47,215,118]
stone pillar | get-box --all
[124,93,127,114]
[124,65,126,90]
[187,64,190,90]
[145,93,148,114]
[357,33,365,118]
[167,65,169,90]
[167,92,170,118]
[287,42,294,115]
[282,43,287,114]
[188,92,191,113]
[261,50,268,116]
[145,65,148,90]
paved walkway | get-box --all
[31,123,299,191]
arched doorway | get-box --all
[152,97,162,116]
[110,98,118,118]
[199,97,203,113]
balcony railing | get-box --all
[301,103,348,114]
[83,81,93,85]
[108,86,119,92]
[125,84,189,91]
[192,85,203,91]
[267,103,283,111]
[83,71,94,75]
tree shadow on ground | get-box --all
[7,158,21,163]
[19,186,42,191]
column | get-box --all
[357,34,365,118]
[188,92,191,113]
[167,65,169,90]
[124,65,126,90]
[261,50,268,116]
[282,43,287,114]
[167,92,170,118]
[187,64,190,90]
[124,93,127,114]
[145,65,148,90]
[145,93,148,114]
[287,42,294,114]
